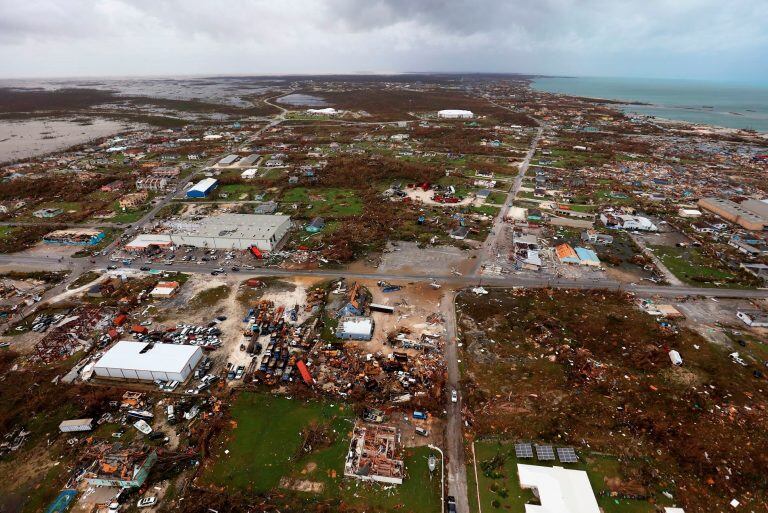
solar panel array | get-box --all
[535,445,555,460]
[514,443,533,458]
[557,447,578,463]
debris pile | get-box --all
[30,306,113,364]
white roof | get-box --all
[517,464,600,513]
[95,341,201,374]
[189,177,218,193]
[664,509,686,513]
[438,109,474,117]
[341,317,373,336]
[171,213,290,241]
[307,107,339,115]
[241,168,258,178]
[125,233,173,249]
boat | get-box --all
[133,419,152,435]
[428,453,437,473]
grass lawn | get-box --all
[216,183,262,200]
[202,393,440,512]
[110,206,148,224]
[189,285,231,310]
[471,205,501,217]
[649,245,746,287]
[340,446,442,513]
[471,440,657,513]
[565,203,598,213]
[486,192,508,205]
[280,187,363,217]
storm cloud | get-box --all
[0,0,766,81]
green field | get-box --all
[280,187,363,217]
[202,393,441,512]
[471,440,658,513]
[216,183,263,200]
[486,192,508,205]
[649,245,744,287]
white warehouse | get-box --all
[438,109,474,119]
[125,214,292,252]
[94,341,203,382]
[169,213,291,251]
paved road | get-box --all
[472,124,543,276]
[441,290,469,513]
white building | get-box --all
[307,107,340,116]
[336,316,374,340]
[600,213,658,232]
[168,213,291,251]
[517,464,600,513]
[438,109,474,119]
[125,214,291,252]
[241,168,258,180]
[94,341,203,382]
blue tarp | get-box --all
[575,247,600,264]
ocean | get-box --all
[532,77,768,133]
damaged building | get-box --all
[344,422,404,485]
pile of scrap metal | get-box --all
[242,300,318,385]
[309,344,445,404]
[79,441,157,488]
[0,427,31,456]
[304,287,325,313]
[30,306,114,364]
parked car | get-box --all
[451,389,458,403]
[446,496,457,513]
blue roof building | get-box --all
[187,178,218,198]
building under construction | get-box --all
[344,422,404,485]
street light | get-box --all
[428,444,445,512]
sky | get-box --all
[1,0,767,83]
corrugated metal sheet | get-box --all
[297,360,313,385]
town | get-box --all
[0,73,767,513]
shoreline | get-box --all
[530,78,768,135]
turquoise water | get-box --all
[532,77,768,132]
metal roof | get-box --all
[95,341,202,374]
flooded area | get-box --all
[0,117,132,163]
[276,93,329,107]
[0,77,276,108]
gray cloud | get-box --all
[0,0,766,81]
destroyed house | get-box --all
[43,229,105,246]
[338,283,366,317]
[344,423,403,485]
[84,447,157,488]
